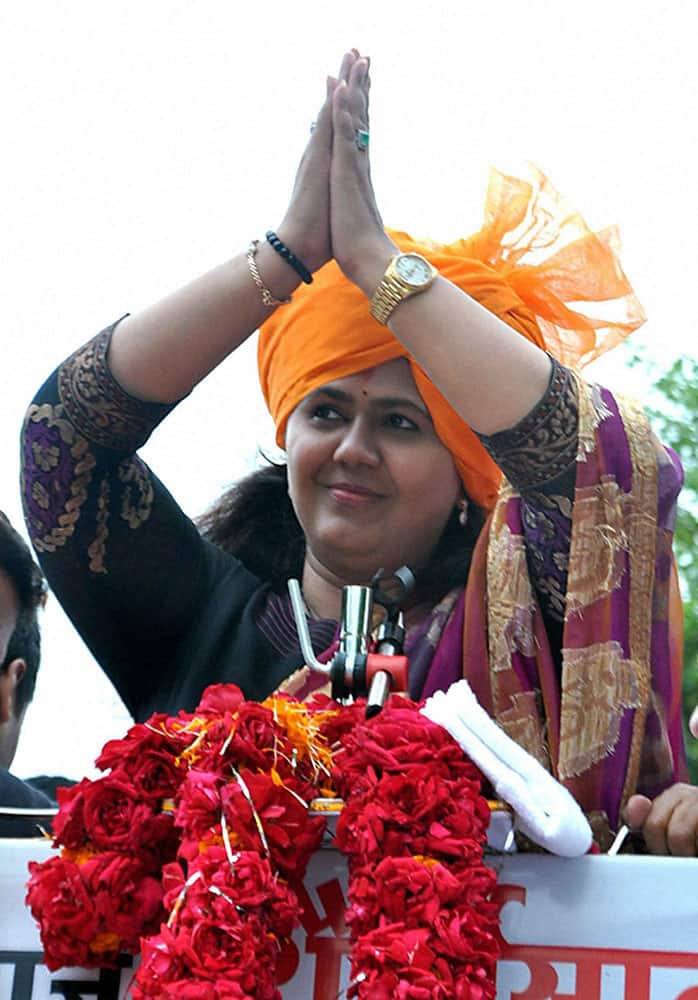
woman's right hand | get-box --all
[277,51,362,274]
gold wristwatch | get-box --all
[369,253,438,325]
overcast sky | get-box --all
[3,1,697,779]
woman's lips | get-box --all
[327,483,383,506]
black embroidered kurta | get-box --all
[21,323,578,721]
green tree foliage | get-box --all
[632,353,698,780]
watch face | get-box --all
[395,253,432,285]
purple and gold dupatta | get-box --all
[463,373,687,840]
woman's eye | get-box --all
[311,404,344,422]
[386,413,418,431]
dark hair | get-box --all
[0,512,44,718]
[0,512,44,613]
[2,611,41,717]
[197,462,486,602]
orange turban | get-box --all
[258,166,644,509]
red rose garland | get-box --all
[332,700,500,998]
[26,685,501,998]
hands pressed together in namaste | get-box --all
[276,49,399,303]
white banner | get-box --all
[2,840,698,999]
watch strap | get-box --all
[370,255,436,326]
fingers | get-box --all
[337,48,361,85]
[624,784,698,856]
[623,793,652,830]
[348,55,370,128]
[312,49,367,152]
[332,56,370,153]
[308,75,337,149]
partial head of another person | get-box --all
[0,512,44,769]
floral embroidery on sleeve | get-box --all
[22,401,97,553]
[21,321,174,564]
[478,358,578,493]
[478,358,579,628]
[58,324,172,451]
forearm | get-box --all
[354,245,552,437]
[108,234,303,403]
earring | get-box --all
[456,498,469,528]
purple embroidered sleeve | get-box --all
[57,322,174,452]
[21,321,174,558]
[478,357,578,625]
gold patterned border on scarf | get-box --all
[616,393,657,807]
[486,482,549,765]
[558,641,643,778]
[558,378,657,793]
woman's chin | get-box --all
[317,545,413,587]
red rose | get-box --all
[188,914,277,984]
[96,719,185,800]
[347,857,446,935]
[83,852,165,953]
[193,701,289,776]
[337,767,490,868]
[196,683,246,717]
[221,770,325,881]
[77,773,176,869]
[131,924,187,998]
[350,923,480,999]
[51,778,91,849]
[175,770,225,845]
[189,846,300,938]
[331,699,481,800]
[135,915,279,999]
[26,856,99,970]
[313,694,364,747]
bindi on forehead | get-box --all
[357,370,375,395]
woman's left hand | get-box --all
[623,783,698,856]
[329,54,396,293]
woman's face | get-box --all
[285,358,462,587]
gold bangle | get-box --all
[246,240,292,308]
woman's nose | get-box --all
[332,420,380,466]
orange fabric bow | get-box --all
[258,166,644,509]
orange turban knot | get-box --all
[258,166,644,509]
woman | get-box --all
[21,51,696,853]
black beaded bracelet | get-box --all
[265,231,313,284]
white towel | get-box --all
[422,680,592,857]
